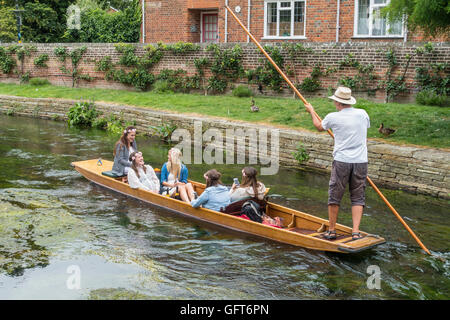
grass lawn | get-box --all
[0,82,449,149]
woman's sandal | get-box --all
[352,232,363,240]
[324,230,337,240]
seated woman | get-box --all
[112,126,137,176]
[160,148,195,202]
[191,169,230,211]
[229,167,266,203]
[127,151,160,193]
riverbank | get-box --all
[0,83,449,148]
[0,94,448,199]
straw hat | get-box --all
[328,87,356,105]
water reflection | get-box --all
[0,115,448,300]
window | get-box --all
[201,13,218,43]
[264,1,306,38]
[355,0,403,37]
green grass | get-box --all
[0,83,449,148]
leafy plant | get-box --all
[416,89,449,107]
[0,47,16,74]
[165,42,200,54]
[206,44,244,94]
[148,123,177,142]
[415,62,449,96]
[34,54,49,68]
[232,85,253,97]
[292,143,310,164]
[67,101,100,128]
[29,78,50,86]
[55,46,92,87]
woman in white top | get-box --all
[229,167,266,203]
[127,151,160,193]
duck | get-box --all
[250,99,259,112]
[379,123,396,136]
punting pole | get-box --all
[224,5,431,255]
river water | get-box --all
[0,115,448,300]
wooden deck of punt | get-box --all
[71,159,386,253]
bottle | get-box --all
[233,178,240,186]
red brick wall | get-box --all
[142,0,448,44]
[1,42,448,103]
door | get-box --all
[202,13,218,43]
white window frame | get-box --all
[200,11,219,43]
[353,0,404,38]
[262,0,307,40]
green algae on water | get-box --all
[0,189,91,276]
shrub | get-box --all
[292,142,309,164]
[29,78,50,86]
[299,77,321,92]
[67,101,100,127]
[232,85,253,97]
[152,80,173,93]
[416,89,450,107]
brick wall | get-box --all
[1,42,448,102]
[142,0,449,44]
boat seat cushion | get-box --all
[101,170,126,178]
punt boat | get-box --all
[71,159,386,253]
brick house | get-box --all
[140,0,439,44]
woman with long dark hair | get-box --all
[112,126,137,176]
[229,167,266,203]
[191,169,230,212]
[127,151,160,193]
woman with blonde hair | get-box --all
[160,148,196,202]
[112,126,137,176]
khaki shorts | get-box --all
[328,160,368,207]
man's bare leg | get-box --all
[328,204,339,231]
[351,205,363,233]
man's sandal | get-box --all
[352,232,363,240]
[323,230,337,240]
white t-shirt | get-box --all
[321,107,370,163]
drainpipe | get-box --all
[142,0,145,43]
[336,0,340,43]
[247,0,251,43]
[225,0,228,43]
[403,16,408,43]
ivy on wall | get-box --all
[1,42,448,101]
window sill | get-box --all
[352,35,404,39]
[261,36,307,40]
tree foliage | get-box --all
[382,0,450,37]
[64,0,141,43]
[2,0,75,43]
[0,5,16,43]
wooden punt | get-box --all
[71,159,386,253]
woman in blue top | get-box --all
[112,126,137,176]
[191,169,230,212]
[160,148,196,203]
